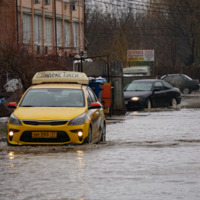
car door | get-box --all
[85,88,96,139]
[182,75,196,91]
[172,75,185,90]
[87,88,102,139]
[151,81,167,107]
[162,81,174,106]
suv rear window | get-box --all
[163,76,172,82]
[182,75,192,80]
[173,75,183,81]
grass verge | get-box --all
[0,128,7,132]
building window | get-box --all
[73,22,79,48]
[34,15,42,45]
[64,21,70,47]
[56,19,62,46]
[80,23,83,49]
[22,13,31,43]
[45,18,53,45]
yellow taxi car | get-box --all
[7,71,106,146]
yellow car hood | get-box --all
[13,107,86,121]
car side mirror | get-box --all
[153,88,160,93]
[8,102,17,109]
[89,102,101,109]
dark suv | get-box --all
[161,74,199,94]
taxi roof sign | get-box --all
[32,71,89,85]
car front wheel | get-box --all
[147,99,152,109]
[171,98,177,108]
[100,122,106,142]
[87,126,92,144]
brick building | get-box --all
[0,0,85,56]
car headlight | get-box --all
[68,113,87,126]
[131,97,143,101]
[9,113,22,126]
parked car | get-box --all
[124,79,181,110]
[161,74,199,94]
[123,66,151,76]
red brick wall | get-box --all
[0,0,16,41]
[0,75,7,92]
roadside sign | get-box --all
[127,50,154,61]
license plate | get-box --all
[125,101,128,105]
[32,132,57,138]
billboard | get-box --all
[127,50,154,61]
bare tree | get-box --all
[0,29,64,91]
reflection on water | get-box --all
[6,151,15,168]
[77,150,85,169]
[77,150,85,184]
[8,151,15,160]
[6,164,14,168]
[132,111,138,119]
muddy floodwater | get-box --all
[1,109,200,200]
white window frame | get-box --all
[73,22,79,48]
[45,17,53,45]
[64,20,71,47]
[22,13,31,44]
[34,15,42,45]
[56,19,62,46]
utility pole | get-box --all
[54,0,57,55]
[16,0,19,43]
[107,55,110,82]
[81,56,83,72]
[84,0,86,51]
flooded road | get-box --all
[1,109,200,200]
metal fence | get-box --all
[74,61,126,115]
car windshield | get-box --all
[20,89,85,107]
[124,82,153,91]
